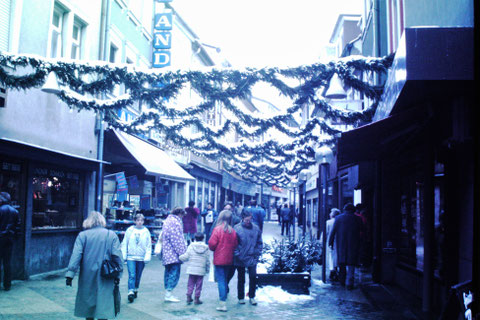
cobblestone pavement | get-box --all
[0,222,418,319]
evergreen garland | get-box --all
[0,51,393,186]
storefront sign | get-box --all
[1,161,21,172]
[272,185,283,192]
[153,11,172,68]
[33,167,79,180]
[115,172,128,192]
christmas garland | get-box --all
[0,51,393,186]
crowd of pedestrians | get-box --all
[3,193,370,319]
[60,199,266,319]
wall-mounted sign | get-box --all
[153,32,171,49]
[153,11,172,68]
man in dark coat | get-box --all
[232,210,262,305]
[280,203,292,236]
[328,203,363,290]
[0,192,21,291]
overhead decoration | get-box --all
[0,51,393,186]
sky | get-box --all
[172,0,364,68]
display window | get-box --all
[0,159,22,210]
[32,166,83,230]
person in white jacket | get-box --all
[121,214,152,303]
[179,232,210,305]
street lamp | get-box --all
[315,145,334,283]
[298,168,311,237]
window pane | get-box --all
[52,11,60,27]
[51,32,59,58]
[72,25,79,40]
[71,44,78,59]
[32,167,82,230]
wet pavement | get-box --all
[0,222,420,319]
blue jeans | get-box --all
[215,265,230,301]
[164,263,181,291]
[127,260,145,292]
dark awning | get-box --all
[337,107,427,167]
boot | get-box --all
[194,297,203,305]
[186,294,193,305]
[216,301,227,312]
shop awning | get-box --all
[337,106,427,168]
[113,130,195,182]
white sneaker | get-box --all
[165,291,180,302]
[249,298,257,305]
[238,299,245,304]
[216,301,227,312]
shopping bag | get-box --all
[154,231,163,256]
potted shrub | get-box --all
[256,236,322,294]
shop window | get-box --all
[210,183,215,207]
[398,164,444,272]
[189,183,195,202]
[197,179,203,210]
[32,166,82,230]
[0,159,22,210]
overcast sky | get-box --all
[173,0,364,68]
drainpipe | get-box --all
[95,0,111,212]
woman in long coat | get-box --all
[66,211,123,320]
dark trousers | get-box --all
[237,265,257,299]
[281,220,290,235]
[228,265,257,299]
[338,264,355,287]
[0,238,13,290]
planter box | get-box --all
[256,272,311,295]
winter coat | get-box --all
[121,225,152,262]
[179,242,210,276]
[162,214,187,265]
[201,208,218,226]
[328,212,362,266]
[252,206,266,230]
[233,222,262,267]
[326,218,337,270]
[66,227,123,319]
[183,206,199,234]
[208,225,238,265]
[281,207,292,222]
[0,204,20,242]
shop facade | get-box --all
[336,27,474,313]
[0,138,98,279]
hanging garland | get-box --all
[0,51,393,186]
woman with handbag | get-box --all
[66,211,123,320]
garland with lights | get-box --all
[0,51,393,186]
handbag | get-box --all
[154,230,163,256]
[100,231,122,279]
